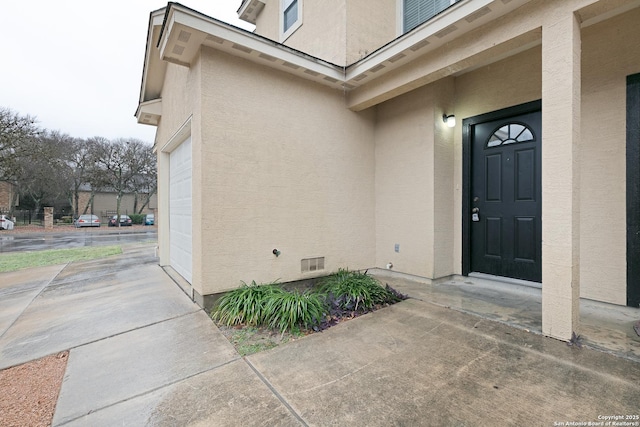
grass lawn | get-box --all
[0,246,123,273]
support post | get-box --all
[541,11,581,340]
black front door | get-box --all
[468,107,542,282]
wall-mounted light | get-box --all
[443,114,456,128]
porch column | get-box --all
[541,11,581,340]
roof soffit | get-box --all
[238,0,266,24]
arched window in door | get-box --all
[486,123,535,148]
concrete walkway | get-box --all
[1,246,639,426]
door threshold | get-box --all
[467,272,542,290]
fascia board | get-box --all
[138,10,167,106]
[158,9,177,63]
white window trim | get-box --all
[280,0,302,42]
[396,0,404,37]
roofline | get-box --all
[159,2,343,68]
[139,0,638,119]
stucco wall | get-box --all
[375,77,455,278]
[346,0,396,64]
[155,63,200,146]
[254,0,278,41]
[375,85,435,277]
[198,46,376,295]
[253,0,395,65]
[579,9,640,305]
[284,0,346,64]
[254,1,346,64]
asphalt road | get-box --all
[0,229,157,253]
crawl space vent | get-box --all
[301,257,325,273]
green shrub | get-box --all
[317,268,395,311]
[212,281,284,327]
[263,290,327,333]
[129,214,146,224]
[212,270,404,336]
[61,216,73,224]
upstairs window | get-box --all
[281,0,302,41]
[282,0,298,34]
[404,0,456,33]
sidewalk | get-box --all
[1,246,638,426]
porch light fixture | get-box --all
[443,114,456,128]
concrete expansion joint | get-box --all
[52,358,243,427]
[65,309,202,353]
[0,263,67,343]
[243,358,309,427]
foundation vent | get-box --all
[301,257,325,273]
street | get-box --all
[0,229,157,253]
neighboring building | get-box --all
[0,181,18,213]
[136,0,640,341]
[74,185,157,220]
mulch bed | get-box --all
[0,352,69,427]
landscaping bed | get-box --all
[212,269,407,356]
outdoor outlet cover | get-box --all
[395,244,400,253]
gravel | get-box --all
[0,351,69,427]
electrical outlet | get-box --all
[394,244,400,253]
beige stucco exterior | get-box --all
[138,0,640,340]
[252,0,396,64]
[195,46,376,295]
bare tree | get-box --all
[64,137,100,217]
[0,107,41,185]
[2,107,157,220]
[12,130,71,218]
[93,138,155,225]
[130,143,157,214]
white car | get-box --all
[0,214,14,230]
[75,214,101,228]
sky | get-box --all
[0,1,255,144]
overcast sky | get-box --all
[0,1,254,143]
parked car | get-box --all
[108,214,133,226]
[144,213,155,225]
[74,214,100,228]
[0,214,14,230]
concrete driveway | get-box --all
[1,245,639,426]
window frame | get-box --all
[398,0,457,35]
[280,0,302,42]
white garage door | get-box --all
[169,137,193,283]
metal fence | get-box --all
[0,209,45,225]
[0,208,138,225]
